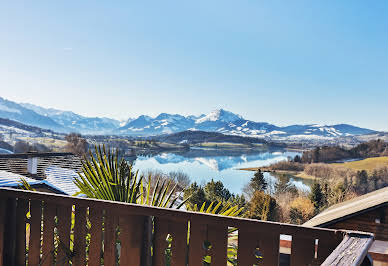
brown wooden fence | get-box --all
[0,187,372,266]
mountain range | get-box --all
[0,96,378,140]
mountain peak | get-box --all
[195,109,243,124]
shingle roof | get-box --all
[0,170,42,188]
[0,152,82,179]
[44,166,80,196]
[304,186,388,227]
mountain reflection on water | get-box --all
[131,148,312,195]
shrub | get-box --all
[289,197,315,224]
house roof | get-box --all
[304,186,388,227]
[44,166,80,196]
[0,166,81,196]
[0,170,43,187]
[0,152,82,179]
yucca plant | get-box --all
[74,145,189,208]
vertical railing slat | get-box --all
[237,228,256,265]
[119,215,143,266]
[3,198,17,265]
[41,202,56,266]
[57,204,72,265]
[290,236,315,266]
[15,198,28,265]
[28,200,43,265]
[73,206,87,266]
[0,198,6,266]
[208,225,228,266]
[317,232,342,264]
[89,207,103,266]
[153,218,169,266]
[103,211,117,265]
[259,231,280,265]
[170,221,188,266]
[188,221,207,266]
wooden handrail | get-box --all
[0,187,373,265]
[321,232,374,266]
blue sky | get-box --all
[0,1,387,130]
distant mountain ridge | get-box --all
[0,97,378,140]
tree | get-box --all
[65,133,88,157]
[309,183,324,212]
[250,170,267,191]
[168,171,191,190]
[184,179,246,215]
[356,170,369,194]
[14,140,32,153]
[289,197,315,224]
[204,179,231,202]
[246,191,278,221]
[184,182,208,210]
[293,155,302,163]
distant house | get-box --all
[304,186,388,264]
[0,152,82,195]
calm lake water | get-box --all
[132,148,312,195]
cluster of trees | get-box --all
[142,169,191,193]
[13,140,51,153]
[300,139,388,163]
[241,170,316,224]
[267,160,305,171]
[307,164,388,211]
[184,179,246,213]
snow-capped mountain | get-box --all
[118,113,196,135]
[118,109,376,140]
[0,97,378,140]
[20,103,121,134]
[0,97,66,132]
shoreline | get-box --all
[237,167,317,180]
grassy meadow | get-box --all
[333,156,388,172]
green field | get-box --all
[333,156,388,172]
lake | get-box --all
[131,148,312,195]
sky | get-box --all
[0,1,387,131]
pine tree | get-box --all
[250,169,267,192]
[309,183,323,211]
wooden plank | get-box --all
[170,221,188,266]
[29,200,43,266]
[73,206,87,266]
[321,233,374,266]
[57,204,72,265]
[89,207,103,266]
[0,198,6,266]
[153,218,169,266]
[119,215,143,266]
[208,225,228,266]
[15,198,28,265]
[290,236,315,266]
[237,228,256,265]
[258,231,280,265]
[188,221,207,266]
[103,211,116,265]
[41,202,56,266]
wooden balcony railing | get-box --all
[0,187,373,266]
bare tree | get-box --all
[65,133,89,157]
